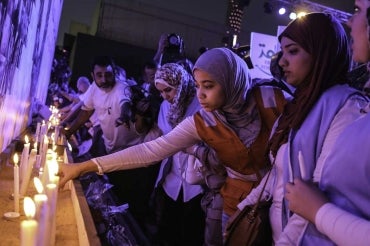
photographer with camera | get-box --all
[153,33,186,66]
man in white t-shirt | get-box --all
[63,57,159,230]
[64,56,143,153]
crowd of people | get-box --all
[54,1,370,245]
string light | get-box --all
[264,0,351,23]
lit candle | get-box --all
[21,197,38,246]
[45,183,58,246]
[13,154,19,213]
[20,135,30,184]
[41,149,54,186]
[33,177,47,220]
[48,155,60,185]
[20,145,37,197]
[34,177,50,246]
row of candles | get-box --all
[11,105,65,246]
[13,143,63,246]
[11,150,62,246]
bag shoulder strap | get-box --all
[252,85,287,131]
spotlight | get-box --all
[289,12,297,20]
[297,12,307,18]
[278,7,286,15]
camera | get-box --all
[166,33,183,52]
[161,33,185,64]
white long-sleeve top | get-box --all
[93,116,201,172]
[237,94,367,245]
[155,96,203,202]
[315,203,370,246]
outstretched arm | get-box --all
[58,160,97,188]
[62,109,93,138]
[59,116,200,188]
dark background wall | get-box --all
[58,0,354,88]
[71,33,156,83]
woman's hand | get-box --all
[285,178,329,223]
[58,163,82,189]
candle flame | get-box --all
[33,177,44,194]
[13,153,19,165]
[23,196,36,219]
[25,135,29,144]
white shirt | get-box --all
[156,96,203,202]
[82,81,143,153]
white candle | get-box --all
[41,149,54,186]
[48,155,60,185]
[45,183,58,246]
[33,177,49,245]
[298,150,307,180]
[34,154,41,171]
[39,136,49,173]
[33,177,48,220]
[54,126,60,145]
[35,122,41,146]
[20,148,37,197]
[41,121,47,136]
[21,197,38,246]
[13,154,19,213]
[33,193,47,220]
[38,121,47,155]
[20,136,30,184]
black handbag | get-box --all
[224,167,273,246]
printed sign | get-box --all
[249,32,279,80]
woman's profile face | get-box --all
[193,69,225,112]
[278,37,313,87]
[155,82,177,104]
[347,0,370,63]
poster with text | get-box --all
[249,32,279,80]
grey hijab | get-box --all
[193,47,254,128]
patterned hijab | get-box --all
[155,63,196,127]
[192,47,254,128]
[269,13,351,157]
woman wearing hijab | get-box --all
[283,2,370,245]
[237,12,369,245]
[152,63,204,246]
[58,47,288,243]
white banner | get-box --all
[249,32,279,80]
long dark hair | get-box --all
[269,13,351,157]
